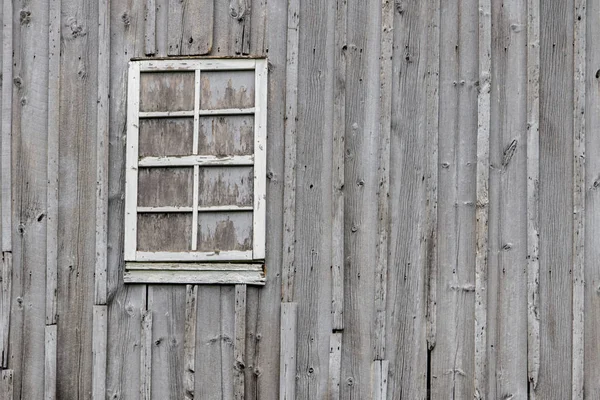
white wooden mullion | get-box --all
[137,205,253,213]
[198,108,255,116]
[253,59,268,259]
[138,110,194,118]
[138,155,254,167]
[191,69,201,251]
[138,58,257,72]
[124,62,141,261]
[136,250,253,262]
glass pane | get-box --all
[198,166,253,207]
[200,70,255,110]
[197,211,253,252]
[137,213,192,251]
[140,71,195,112]
[138,167,193,207]
[139,118,194,157]
[198,115,254,156]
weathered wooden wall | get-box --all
[0,0,598,399]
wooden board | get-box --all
[200,70,255,110]
[167,0,214,56]
[140,71,195,112]
[137,213,193,251]
[138,167,194,207]
[198,166,254,207]
[197,211,253,252]
[198,116,254,156]
[139,118,195,157]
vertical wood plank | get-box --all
[475,0,491,397]
[234,285,247,400]
[526,0,541,392]
[341,0,379,396]
[155,0,168,56]
[95,0,110,307]
[331,0,347,331]
[432,0,479,397]
[145,0,156,55]
[243,287,258,400]
[220,286,235,400]
[1,0,12,253]
[537,0,574,398]
[281,0,299,303]
[106,2,147,399]
[167,0,214,55]
[195,286,224,400]
[1,252,11,367]
[584,0,600,397]
[141,308,153,400]
[1,369,13,400]
[370,360,388,400]
[486,0,528,398]
[374,0,392,358]
[44,325,57,400]
[183,285,197,400]
[46,0,60,328]
[92,305,108,400]
[572,0,586,398]
[253,59,268,260]
[328,332,342,399]
[230,0,251,55]
[148,286,185,400]
[279,302,297,400]
[124,61,140,261]
[15,0,50,396]
[425,0,441,354]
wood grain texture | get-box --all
[485,0,528,399]
[167,0,214,56]
[432,0,478,398]
[1,369,13,400]
[572,0,586,398]
[584,0,600,397]
[1,253,10,368]
[92,305,107,400]
[279,302,297,400]
[340,0,380,397]
[145,0,156,55]
[13,0,50,397]
[230,0,252,55]
[328,332,342,399]
[537,1,574,398]
[148,285,185,400]
[526,0,541,392]
[1,0,12,252]
[233,284,247,400]
[183,285,197,400]
[385,1,431,398]
[141,308,153,400]
[44,325,57,400]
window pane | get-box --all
[139,118,194,157]
[200,70,255,110]
[138,167,193,207]
[198,115,254,156]
[197,211,253,252]
[198,166,253,207]
[137,213,192,251]
[140,71,195,112]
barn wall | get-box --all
[0,0,598,399]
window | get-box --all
[124,59,267,285]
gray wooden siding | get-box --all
[0,0,598,399]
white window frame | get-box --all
[123,58,267,284]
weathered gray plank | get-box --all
[536,0,574,398]
[328,332,342,399]
[584,0,600,397]
[92,305,107,400]
[243,287,259,400]
[145,0,156,55]
[1,369,13,400]
[249,0,267,55]
[341,0,380,396]
[44,325,57,400]
[330,0,347,332]
[526,0,541,392]
[1,0,12,253]
[194,286,225,400]
[281,0,299,303]
[57,0,99,397]
[385,1,431,398]
[46,0,60,328]
[155,0,169,56]
[1,253,11,368]
[474,0,490,396]
[279,302,297,400]
[486,0,528,398]
[432,0,478,397]
[167,0,214,56]
[370,360,388,400]
[294,0,335,397]
[106,3,147,398]
[233,285,247,400]
[220,286,235,399]
[230,0,251,55]
[572,0,586,398]
[14,0,50,397]
[183,285,197,400]
[148,285,185,400]
[141,308,153,400]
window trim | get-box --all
[123,58,268,284]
